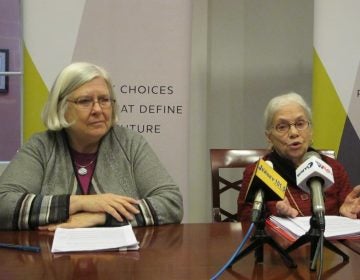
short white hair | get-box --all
[41,62,119,130]
[264,92,312,131]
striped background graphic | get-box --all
[313,0,360,185]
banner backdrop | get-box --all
[23,0,191,220]
[313,0,360,185]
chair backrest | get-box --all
[209,148,335,222]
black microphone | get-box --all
[296,151,334,230]
[246,160,287,223]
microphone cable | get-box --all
[210,222,255,280]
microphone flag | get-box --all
[296,152,334,193]
[245,159,287,203]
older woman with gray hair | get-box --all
[237,92,360,222]
[0,62,183,230]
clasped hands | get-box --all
[38,193,140,231]
[276,185,360,219]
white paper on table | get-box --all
[51,224,139,253]
[269,215,360,239]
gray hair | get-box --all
[264,92,312,131]
[41,62,119,130]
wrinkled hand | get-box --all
[70,194,140,222]
[340,185,360,219]
[38,212,106,231]
[276,197,299,218]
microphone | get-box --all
[251,187,265,223]
[295,151,334,230]
[245,160,287,222]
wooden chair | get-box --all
[209,149,335,222]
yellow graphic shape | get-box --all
[23,46,48,140]
[312,50,346,154]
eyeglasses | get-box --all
[67,96,115,109]
[272,120,311,133]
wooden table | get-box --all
[0,223,359,279]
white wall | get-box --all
[188,0,314,222]
[188,0,210,222]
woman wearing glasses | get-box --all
[0,62,183,230]
[237,92,360,222]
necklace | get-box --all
[74,159,95,176]
[286,188,305,217]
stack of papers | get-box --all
[267,215,360,241]
[51,225,139,253]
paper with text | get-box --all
[269,215,360,240]
[51,225,139,253]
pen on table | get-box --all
[0,243,41,253]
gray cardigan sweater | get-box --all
[0,125,183,230]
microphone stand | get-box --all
[285,212,349,271]
[229,204,297,268]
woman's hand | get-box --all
[339,185,360,219]
[70,194,140,222]
[275,197,299,218]
[38,212,106,231]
